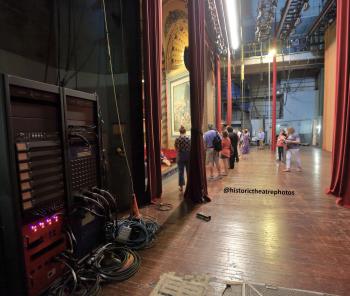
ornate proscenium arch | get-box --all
[164,10,189,72]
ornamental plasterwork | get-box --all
[164,9,188,36]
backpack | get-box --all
[212,132,222,151]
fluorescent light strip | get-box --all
[224,0,240,50]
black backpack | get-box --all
[212,132,222,151]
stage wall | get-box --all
[323,22,337,152]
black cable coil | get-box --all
[46,243,140,296]
[89,243,141,282]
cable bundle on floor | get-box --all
[46,187,161,294]
[90,244,140,282]
[46,243,140,296]
[115,217,159,250]
[47,259,102,296]
[47,269,102,296]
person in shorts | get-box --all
[258,128,265,149]
[203,124,221,179]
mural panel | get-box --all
[169,75,191,136]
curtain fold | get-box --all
[216,56,222,132]
[226,50,232,126]
[327,0,350,207]
[184,0,210,203]
[142,0,162,202]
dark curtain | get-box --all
[327,0,350,207]
[184,0,210,203]
[142,0,162,202]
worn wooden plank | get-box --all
[103,147,350,296]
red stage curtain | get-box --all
[216,56,222,132]
[184,0,210,203]
[327,0,350,207]
[226,50,232,125]
[142,0,162,202]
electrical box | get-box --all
[0,74,104,295]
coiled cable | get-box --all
[89,243,140,282]
[116,217,159,250]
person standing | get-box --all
[174,126,191,192]
[203,124,221,179]
[237,129,242,157]
[257,128,265,149]
[241,129,250,158]
[283,127,302,172]
[282,129,288,162]
[227,126,239,169]
[220,130,231,175]
[276,129,286,161]
[237,129,242,140]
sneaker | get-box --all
[283,169,291,172]
[296,168,302,172]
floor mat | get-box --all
[150,274,338,296]
[150,272,210,296]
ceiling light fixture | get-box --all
[268,48,277,57]
[224,0,240,50]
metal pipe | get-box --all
[276,0,293,37]
[307,0,336,36]
[272,41,277,152]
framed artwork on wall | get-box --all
[169,74,191,137]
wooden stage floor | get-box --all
[103,147,350,296]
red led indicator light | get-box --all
[30,214,60,233]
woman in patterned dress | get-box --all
[174,126,191,192]
[241,129,250,157]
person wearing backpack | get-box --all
[203,124,222,179]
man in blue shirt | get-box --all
[203,124,221,179]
